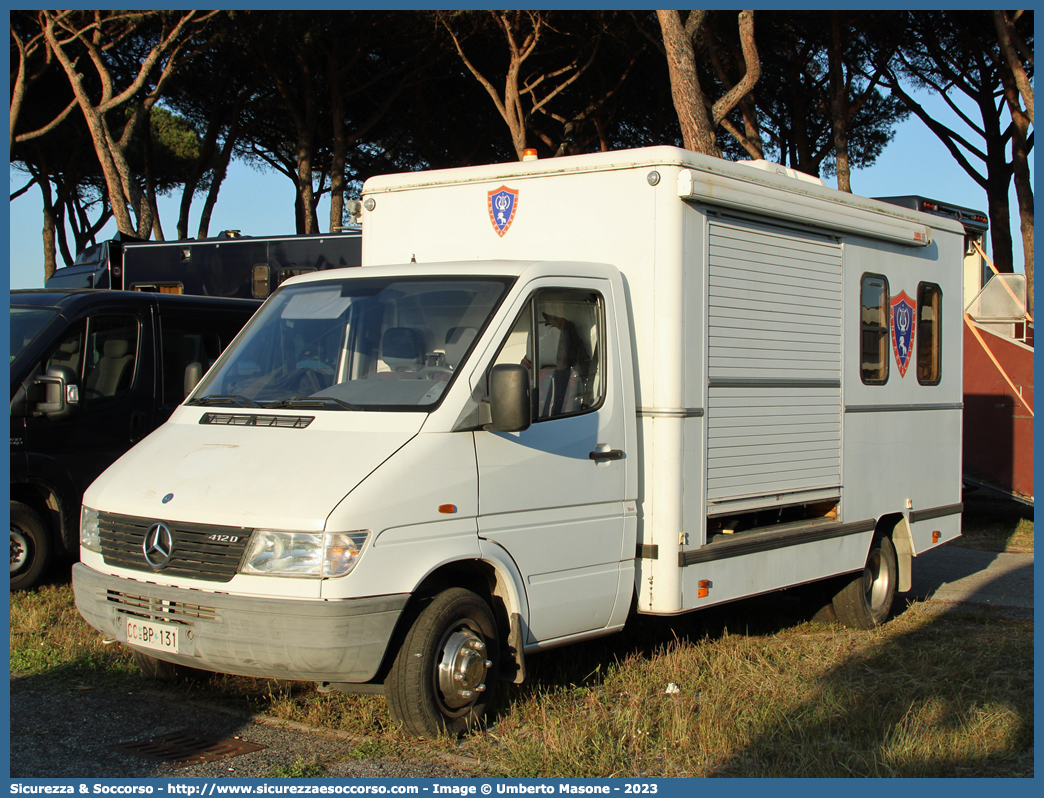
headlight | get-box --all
[80,506,101,553]
[240,530,369,578]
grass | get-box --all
[10,495,1033,778]
[263,757,328,778]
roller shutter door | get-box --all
[706,219,842,507]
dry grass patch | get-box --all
[10,585,1033,777]
[458,602,1033,777]
[10,491,1033,779]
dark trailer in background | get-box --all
[44,231,143,290]
[46,230,362,299]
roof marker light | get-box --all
[522,149,538,161]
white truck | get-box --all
[73,146,966,738]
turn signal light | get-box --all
[698,579,711,599]
[439,504,458,514]
[932,530,941,543]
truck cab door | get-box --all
[475,280,633,644]
[24,310,155,506]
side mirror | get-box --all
[34,365,79,419]
[486,364,531,432]
[184,361,204,398]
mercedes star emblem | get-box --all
[143,522,174,569]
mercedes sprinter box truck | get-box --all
[73,147,967,738]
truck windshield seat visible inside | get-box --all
[190,276,513,410]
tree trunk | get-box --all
[828,14,852,192]
[329,63,347,232]
[74,100,137,234]
[296,134,316,235]
[177,100,224,239]
[196,129,238,239]
[1002,71,1034,317]
[993,10,1033,126]
[984,170,1015,275]
[657,10,720,156]
[41,202,57,282]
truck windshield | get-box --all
[10,307,60,363]
[190,276,512,410]
[73,243,104,266]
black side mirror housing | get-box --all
[486,364,531,432]
[34,364,79,419]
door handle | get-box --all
[589,449,624,461]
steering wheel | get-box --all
[414,366,453,381]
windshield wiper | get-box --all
[267,396,360,411]
[188,394,261,408]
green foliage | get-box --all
[263,757,328,778]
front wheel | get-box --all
[10,502,51,591]
[831,535,898,629]
[386,588,500,739]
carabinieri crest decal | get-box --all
[890,291,917,377]
[488,186,519,237]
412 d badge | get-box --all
[488,186,519,237]
[890,291,917,377]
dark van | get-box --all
[10,289,260,589]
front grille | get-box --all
[100,512,252,583]
[104,589,217,625]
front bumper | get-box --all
[72,563,408,683]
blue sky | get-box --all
[8,89,1028,291]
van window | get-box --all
[43,322,85,378]
[160,314,251,406]
[491,289,604,421]
[82,315,139,407]
[917,282,942,385]
[860,274,889,385]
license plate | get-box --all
[123,617,179,654]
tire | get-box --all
[794,579,840,624]
[10,502,51,591]
[131,650,209,683]
[386,588,500,739]
[831,535,898,629]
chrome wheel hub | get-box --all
[11,529,28,573]
[437,628,492,709]
[863,548,890,612]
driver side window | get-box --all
[491,289,604,421]
[82,315,139,408]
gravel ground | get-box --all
[9,686,484,779]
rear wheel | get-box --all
[832,535,898,629]
[10,502,51,591]
[386,588,499,739]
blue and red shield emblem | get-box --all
[488,186,518,237]
[890,291,917,377]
